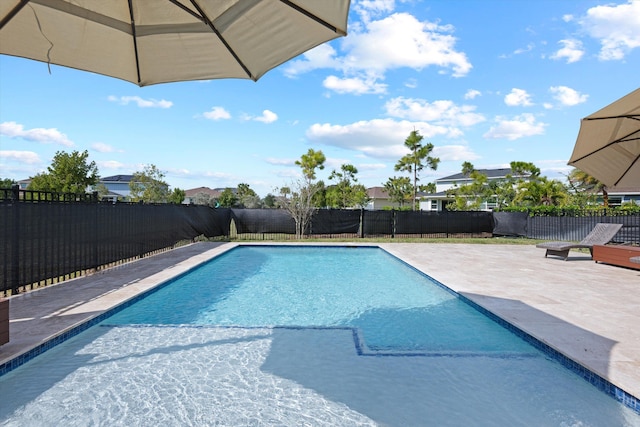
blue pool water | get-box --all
[107,246,533,354]
[1,245,639,426]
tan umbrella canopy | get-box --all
[0,0,350,86]
[568,88,640,188]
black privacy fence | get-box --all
[1,188,638,295]
[1,199,230,295]
[230,209,494,238]
[493,211,639,243]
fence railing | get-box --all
[1,186,99,203]
[2,187,638,296]
[1,189,228,296]
[493,211,639,243]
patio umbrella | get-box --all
[0,0,350,86]
[568,88,640,188]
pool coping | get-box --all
[1,241,639,414]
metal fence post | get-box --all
[11,185,20,294]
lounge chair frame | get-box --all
[536,223,623,261]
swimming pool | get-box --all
[0,245,638,426]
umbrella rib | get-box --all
[188,0,254,80]
[571,128,640,163]
[127,0,142,86]
[0,0,30,30]
[168,0,205,22]
[279,0,346,35]
[586,115,640,121]
[614,154,640,187]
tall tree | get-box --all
[217,188,238,207]
[295,148,326,181]
[446,169,489,211]
[28,150,99,193]
[394,130,440,210]
[327,164,361,208]
[236,183,262,208]
[0,178,15,188]
[420,182,437,194]
[262,193,276,208]
[129,164,170,203]
[350,184,371,209]
[167,188,185,204]
[447,161,547,210]
[384,176,413,208]
[461,161,475,177]
[279,149,326,238]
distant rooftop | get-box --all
[367,186,389,198]
[100,175,134,182]
[438,168,522,181]
[184,187,223,197]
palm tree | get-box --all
[568,168,608,207]
[515,178,568,206]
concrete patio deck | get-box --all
[1,241,639,405]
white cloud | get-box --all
[254,110,278,124]
[276,168,302,179]
[0,150,41,164]
[483,114,547,140]
[580,0,640,60]
[433,145,480,162]
[356,163,387,171]
[283,12,471,93]
[108,95,172,108]
[513,43,535,55]
[323,75,387,95]
[354,0,396,23]
[404,78,418,89]
[324,157,351,170]
[549,86,588,106]
[91,142,119,153]
[0,121,74,147]
[266,157,296,166]
[504,88,533,107]
[464,89,481,100]
[342,13,472,77]
[203,106,231,121]
[306,118,460,160]
[384,97,486,127]
[550,39,584,63]
[203,170,234,179]
[97,160,126,170]
[283,44,341,77]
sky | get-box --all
[1,0,639,198]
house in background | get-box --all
[16,179,30,190]
[365,187,401,210]
[420,168,530,211]
[95,175,134,201]
[183,187,224,205]
[595,185,640,206]
[17,175,134,201]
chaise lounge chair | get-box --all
[536,223,623,261]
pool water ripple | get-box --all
[1,246,639,426]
